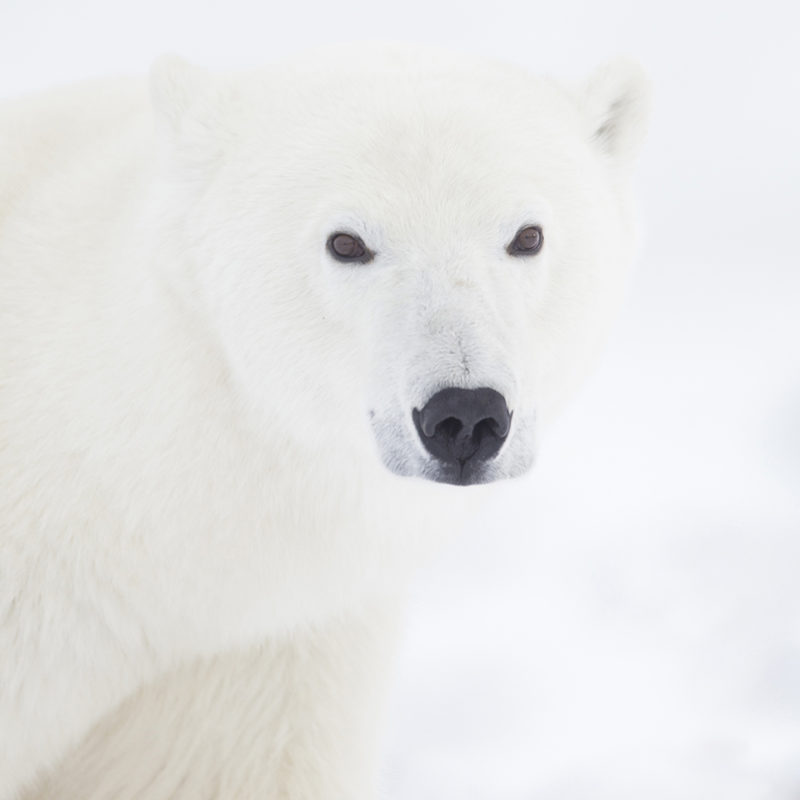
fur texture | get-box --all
[0,46,648,799]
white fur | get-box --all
[0,46,648,799]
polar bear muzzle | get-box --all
[412,387,511,485]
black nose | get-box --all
[412,387,511,468]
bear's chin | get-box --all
[377,452,529,487]
[422,463,503,487]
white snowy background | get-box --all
[2,0,798,797]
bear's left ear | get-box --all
[149,55,212,139]
[583,59,651,170]
[149,55,233,176]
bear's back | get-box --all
[0,78,155,387]
[0,79,151,227]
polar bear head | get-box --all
[150,47,649,486]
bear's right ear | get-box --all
[582,59,651,172]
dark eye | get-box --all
[326,232,374,264]
[507,225,544,256]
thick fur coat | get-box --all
[0,46,648,798]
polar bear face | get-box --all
[151,49,648,486]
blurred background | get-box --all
[3,0,798,797]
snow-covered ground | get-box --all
[3,0,798,796]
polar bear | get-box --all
[0,46,648,799]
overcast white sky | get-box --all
[3,0,799,797]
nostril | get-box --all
[473,417,498,443]
[436,417,462,440]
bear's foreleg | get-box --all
[29,599,403,800]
